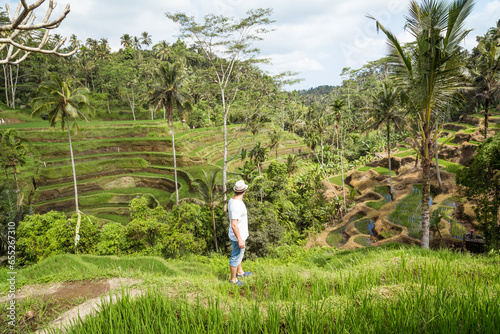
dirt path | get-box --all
[37,278,143,334]
[1,278,142,333]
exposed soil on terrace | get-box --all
[0,278,141,334]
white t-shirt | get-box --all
[228,198,248,242]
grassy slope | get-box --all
[1,245,499,333]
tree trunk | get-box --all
[106,92,111,114]
[421,155,431,249]
[12,166,19,194]
[222,102,228,212]
[484,99,489,139]
[66,112,82,252]
[320,136,324,165]
[211,207,218,252]
[131,86,136,121]
[339,128,346,213]
[9,65,19,109]
[171,119,179,206]
[435,137,442,190]
[3,65,9,107]
[387,123,394,199]
[66,113,80,214]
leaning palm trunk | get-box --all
[435,138,442,190]
[421,155,432,248]
[387,123,394,199]
[211,206,218,252]
[172,121,179,205]
[484,99,490,139]
[66,113,82,252]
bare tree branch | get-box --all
[0,0,76,65]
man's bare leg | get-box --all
[237,263,244,276]
[230,265,238,283]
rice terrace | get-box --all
[1,0,500,333]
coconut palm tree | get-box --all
[192,169,223,252]
[370,0,474,248]
[120,34,132,48]
[31,74,91,249]
[140,31,152,49]
[150,62,192,206]
[249,142,268,175]
[362,82,406,199]
[153,40,169,61]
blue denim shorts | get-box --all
[229,240,245,267]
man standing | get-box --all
[228,180,253,286]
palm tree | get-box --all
[140,31,152,49]
[192,169,223,252]
[150,62,192,206]
[363,82,406,198]
[120,34,132,48]
[370,0,474,248]
[132,36,141,51]
[153,40,169,61]
[249,142,268,175]
[268,129,281,159]
[31,74,91,249]
[330,98,347,211]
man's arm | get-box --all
[231,219,245,248]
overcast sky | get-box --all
[5,0,500,90]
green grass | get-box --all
[435,159,463,174]
[328,175,344,186]
[393,149,415,158]
[325,228,345,248]
[353,236,372,247]
[438,137,460,146]
[3,246,498,333]
[358,166,396,176]
[366,200,386,210]
[354,218,375,235]
[388,185,424,239]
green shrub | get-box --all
[96,223,127,255]
[17,211,99,264]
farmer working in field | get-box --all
[228,180,253,286]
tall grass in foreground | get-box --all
[32,245,499,334]
[55,285,499,334]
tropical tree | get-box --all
[268,129,282,159]
[167,9,274,210]
[362,82,406,198]
[120,34,132,48]
[140,31,152,49]
[153,40,169,61]
[150,62,192,206]
[370,0,474,248]
[192,169,223,252]
[0,185,32,255]
[249,142,268,175]
[456,132,500,250]
[0,129,30,193]
[330,98,348,211]
[31,74,91,249]
[468,24,500,139]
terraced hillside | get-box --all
[5,119,311,224]
[320,112,500,249]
